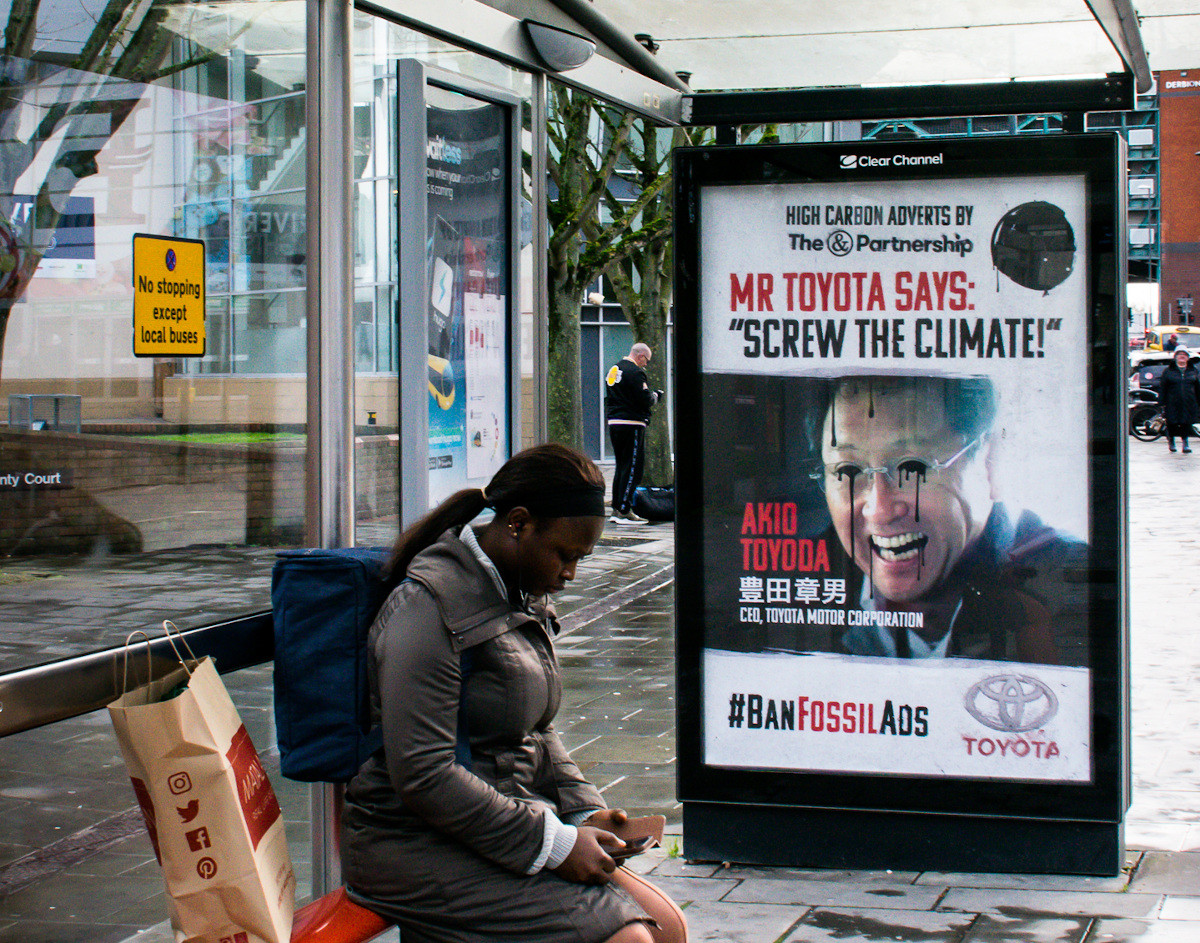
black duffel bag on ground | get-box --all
[633,486,675,522]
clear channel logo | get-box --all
[964,674,1058,733]
[840,153,945,170]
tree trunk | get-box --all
[547,264,583,451]
[640,290,672,487]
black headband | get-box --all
[493,485,606,519]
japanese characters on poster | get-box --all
[697,168,1095,784]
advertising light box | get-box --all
[673,135,1128,875]
[396,61,519,517]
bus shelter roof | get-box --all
[191,1,1193,123]
[577,0,1175,94]
[477,0,1200,120]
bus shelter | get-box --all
[1,0,1198,915]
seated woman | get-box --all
[342,443,687,943]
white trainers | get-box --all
[611,509,648,523]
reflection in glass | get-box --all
[0,1,308,674]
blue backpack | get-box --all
[271,547,390,782]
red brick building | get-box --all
[1158,69,1200,324]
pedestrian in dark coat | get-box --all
[342,444,687,943]
[1159,347,1200,453]
[605,343,660,522]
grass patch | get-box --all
[135,432,305,445]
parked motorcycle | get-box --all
[1128,388,1164,441]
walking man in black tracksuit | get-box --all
[605,342,659,522]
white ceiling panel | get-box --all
[579,0,1197,91]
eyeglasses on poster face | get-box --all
[811,435,986,498]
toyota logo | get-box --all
[964,674,1058,732]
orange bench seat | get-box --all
[291,887,395,943]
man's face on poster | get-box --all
[820,379,994,604]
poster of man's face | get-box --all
[821,375,995,606]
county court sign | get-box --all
[132,233,206,357]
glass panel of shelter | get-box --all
[0,2,310,669]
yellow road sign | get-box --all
[133,234,205,357]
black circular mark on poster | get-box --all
[990,201,1076,292]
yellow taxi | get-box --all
[1143,324,1200,352]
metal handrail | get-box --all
[0,612,273,739]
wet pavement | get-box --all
[1,440,1199,942]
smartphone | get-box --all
[611,815,665,846]
[609,835,655,861]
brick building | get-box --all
[1158,70,1200,324]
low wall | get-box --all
[161,376,401,426]
[0,429,399,555]
[4,374,537,447]
[2,378,156,421]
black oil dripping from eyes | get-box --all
[848,460,930,596]
[836,465,859,570]
[900,463,927,525]
[829,392,837,449]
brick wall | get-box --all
[0,430,400,555]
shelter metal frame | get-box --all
[0,0,1158,905]
[683,74,1137,131]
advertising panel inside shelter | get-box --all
[423,84,511,503]
[677,137,1123,799]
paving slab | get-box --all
[1126,823,1192,853]
[726,865,922,885]
[1087,917,1200,941]
[959,913,1091,942]
[782,906,974,942]
[1128,851,1200,894]
[639,874,742,903]
[1158,896,1200,921]
[0,920,150,943]
[915,864,1133,893]
[937,887,1162,919]
[681,900,809,943]
[723,876,944,910]
[1176,825,1200,854]
[649,856,726,878]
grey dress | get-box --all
[341,528,647,943]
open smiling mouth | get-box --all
[869,532,928,562]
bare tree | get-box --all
[545,84,632,450]
[545,85,686,461]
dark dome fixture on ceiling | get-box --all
[991,201,1077,293]
[522,20,596,72]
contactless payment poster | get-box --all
[675,136,1124,805]
[424,85,511,505]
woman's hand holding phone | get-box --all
[551,825,625,885]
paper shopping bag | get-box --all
[108,650,295,943]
